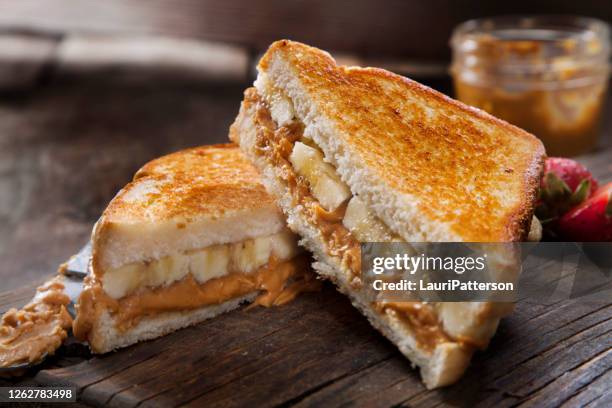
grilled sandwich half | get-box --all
[230,40,545,388]
[73,144,314,353]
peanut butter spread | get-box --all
[73,254,318,339]
[0,277,73,368]
[248,89,361,281]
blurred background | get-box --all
[1,1,611,291]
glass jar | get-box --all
[451,16,610,156]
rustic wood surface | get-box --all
[0,280,610,407]
[0,65,611,407]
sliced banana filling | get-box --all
[289,140,399,242]
[344,196,403,242]
[255,74,398,242]
[102,229,300,299]
[289,141,351,212]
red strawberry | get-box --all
[557,182,612,241]
[536,157,598,224]
[543,157,599,194]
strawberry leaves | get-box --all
[541,173,571,201]
[536,158,598,230]
[570,179,592,206]
[536,175,589,225]
[540,173,591,206]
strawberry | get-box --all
[536,157,598,225]
[557,182,612,241]
[543,157,599,194]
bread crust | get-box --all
[259,40,546,243]
[87,294,256,353]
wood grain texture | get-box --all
[55,35,249,84]
[0,282,609,407]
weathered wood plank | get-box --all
[2,275,609,407]
[0,31,449,91]
[293,358,425,407]
[0,33,58,90]
[479,322,610,407]
[177,331,390,408]
[108,291,392,407]
[0,0,454,60]
[517,347,611,408]
[82,289,364,406]
[560,368,612,408]
[0,275,49,313]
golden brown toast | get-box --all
[92,144,286,273]
[102,144,276,224]
[258,40,545,242]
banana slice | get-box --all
[231,238,269,274]
[190,244,229,283]
[343,196,400,242]
[528,216,542,242]
[289,141,351,211]
[270,229,301,260]
[160,255,190,287]
[103,263,145,299]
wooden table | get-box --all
[1,75,611,407]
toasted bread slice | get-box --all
[255,40,545,243]
[75,144,314,353]
[230,40,545,388]
[92,144,286,274]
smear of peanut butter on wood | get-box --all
[0,276,73,368]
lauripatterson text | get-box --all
[372,279,514,292]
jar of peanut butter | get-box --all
[451,16,610,156]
